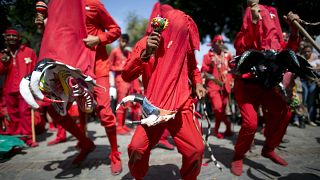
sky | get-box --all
[100,0,234,66]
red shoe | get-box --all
[157,139,174,150]
[25,138,39,148]
[231,159,243,176]
[109,151,122,175]
[116,127,131,135]
[122,125,132,132]
[72,140,96,165]
[47,138,66,146]
[261,150,288,166]
[214,132,224,139]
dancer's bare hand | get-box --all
[146,32,161,56]
[283,11,300,35]
[195,83,207,99]
[83,35,100,48]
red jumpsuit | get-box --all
[201,49,233,138]
[122,3,204,179]
[232,4,300,165]
[84,0,123,174]
[84,0,120,129]
[109,47,131,131]
[0,45,39,136]
[38,0,96,161]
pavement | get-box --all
[0,119,320,180]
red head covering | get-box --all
[212,35,223,43]
[38,0,95,77]
[4,29,19,36]
[143,3,200,110]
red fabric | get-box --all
[212,35,223,43]
[232,5,295,162]
[233,80,291,157]
[234,5,300,55]
[124,3,204,179]
[0,45,40,135]
[201,50,233,93]
[38,0,96,77]
[0,45,37,94]
[208,91,231,134]
[4,29,19,36]
[85,0,121,77]
[82,0,120,128]
[128,103,204,179]
[93,75,116,128]
[122,8,202,111]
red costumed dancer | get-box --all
[121,2,206,180]
[230,1,301,176]
[36,0,96,165]
[0,29,40,147]
[201,35,233,139]
[109,34,132,135]
[83,0,122,175]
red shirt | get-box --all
[109,47,130,73]
[201,50,233,93]
[122,37,202,111]
[85,0,121,77]
[0,45,37,93]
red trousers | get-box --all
[115,75,130,126]
[47,105,90,146]
[128,102,204,180]
[208,89,231,133]
[93,75,116,128]
[5,92,41,135]
[233,80,291,158]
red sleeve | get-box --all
[187,50,202,85]
[30,50,37,69]
[234,7,260,55]
[201,54,212,73]
[0,53,9,75]
[286,34,300,52]
[122,37,148,82]
[96,1,121,46]
[108,49,117,71]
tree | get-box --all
[125,12,148,47]
[0,0,41,52]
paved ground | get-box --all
[0,119,320,180]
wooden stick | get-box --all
[292,20,320,53]
[31,109,36,143]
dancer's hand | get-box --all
[83,35,100,48]
[141,32,161,60]
[283,12,300,36]
[195,83,207,99]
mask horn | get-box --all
[19,77,40,109]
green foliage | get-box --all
[0,0,42,52]
[125,12,148,46]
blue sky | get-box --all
[101,0,157,32]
